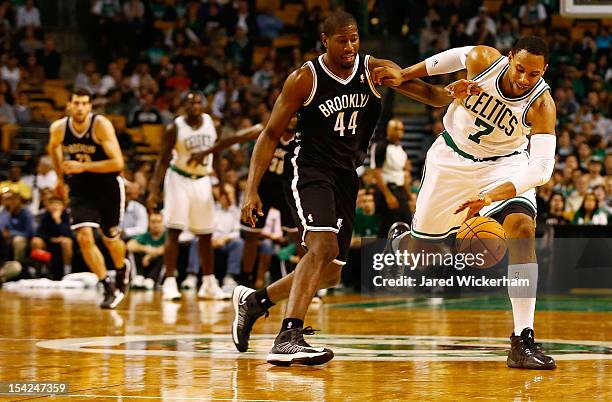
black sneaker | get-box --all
[115,258,132,294]
[100,288,125,309]
[232,285,269,352]
[507,328,556,370]
[383,221,411,254]
[267,326,334,366]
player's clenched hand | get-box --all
[62,160,85,174]
[385,193,400,210]
[187,151,209,167]
[372,66,404,87]
[454,194,492,220]
[241,192,263,227]
[54,180,67,201]
[445,79,482,99]
[146,193,159,211]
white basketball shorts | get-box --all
[163,169,214,234]
[411,134,536,240]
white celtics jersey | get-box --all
[171,113,217,176]
[443,56,550,159]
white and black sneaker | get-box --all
[507,328,556,370]
[115,258,132,295]
[267,327,334,366]
[383,221,411,255]
[232,285,268,352]
[100,288,125,309]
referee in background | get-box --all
[371,119,412,237]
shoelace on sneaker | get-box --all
[301,326,319,336]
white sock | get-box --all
[508,263,538,335]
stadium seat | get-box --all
[141,124,164,150]
[1,124,19,151]
[107,114,126,130]
[483,0,502,13]
[551,15,573,29]
[273,34,300,48]
[256,0,279,11]
[306,0,329,11]
[278,4,302,27]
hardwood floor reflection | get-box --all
[1,288,610,401]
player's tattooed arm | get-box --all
[147,122,177,210]
[241,66,311,227]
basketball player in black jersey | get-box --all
[48,89,130,309]
[234,11,475,366]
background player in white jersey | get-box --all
[374,37,557,370]
[147,91,227,301]
[147,91,263,301]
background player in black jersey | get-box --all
[48,88,130,309]
[234,11,475,366]
[188,118,301,288]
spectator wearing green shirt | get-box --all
[127,212,166,289]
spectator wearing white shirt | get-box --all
[16,0,41,28]
[465,6,497,37]
[0,93,16,125]
[212,184,243,289]
[211,79,238,118]
[1,56,21,93]
[122,181,148,240]
[518,0,547,27]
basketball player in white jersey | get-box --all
[374,37,557,370]
[147,91,227,300]
[148,91,263,301]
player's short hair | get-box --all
[512,36,549,63]
[184,90,204,104]
[321,10,357,37]
[71,88,93,102]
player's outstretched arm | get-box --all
[241,66,311,227]
[187,122,264,167]
[455,92,556,218]
[147,123,177,210]
[372,46,501,86]
[369,56,459,107]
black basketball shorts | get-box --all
[286,161,358,266]
[68,175,126,238]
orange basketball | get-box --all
[456,217,507,269]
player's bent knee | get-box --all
[307,233,339,265]
[503,214,536,239]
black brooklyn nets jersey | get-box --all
[62,114,118,185]
[295,53,382,171]
[261,136,295,187]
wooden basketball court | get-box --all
[1,288,611,401]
